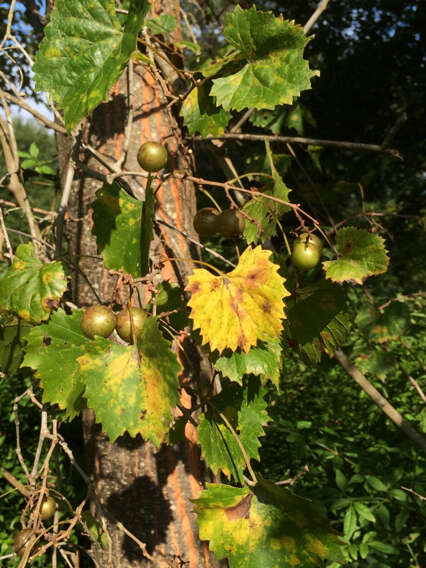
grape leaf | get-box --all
[243,141,291,244]
[92,182,142,277]
[186,246,290,354]
[194,480,344,567]
[356,302,410,343]
[22,310,87,420]
[284,280,351,365]
[210,6,318,111]
[147,14,177,35]
[323,227,389,284]
[0,243,67,323]
[198,378,269,482]
[180,83,231,136]
[78,317,181,444]
[33,0,149,129]
[214,338,282,388]
[0,320,32,376]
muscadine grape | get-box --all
[216,209,245,238]
[193,207,220,237]
[116,307,147,343]
[291,232,323,270]
[137,141,168,172]
[40,496,56,520]
[80,305,116,339]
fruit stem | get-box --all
[140,173,155,277]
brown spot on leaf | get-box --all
[187,282,200,295]
[225,494,253,520]
[262,300,272,314]
[210,279,220,292]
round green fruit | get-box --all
[40,496,56,520]
[216,209,245,238]
[116,307,147,343]
[193,207,220,237]
[291,233,323,270]
[137,141,168,172]
[80,305,116,339]
[13,528,38,558]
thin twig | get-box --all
[188,133,401,158]
[0,90,67,134]
[304,0,330,34]
[157,219,235,267]
[0,207,14,260]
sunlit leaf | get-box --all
[186,247,290,354]
[180,83,231,136]
[210,6,318,111]
[0,243,67,323]
[194,480,344,567]
[147,14,176,35]
[323,227,389,284]
[78,317,181,444]
[198,378,269,482]
[92,182,142,277]
[22,310,87,420]
[214,338,282,388]
[243,141,291,244]
[34,0,150,129]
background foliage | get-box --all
[0,0,425,566]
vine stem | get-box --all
[161,255,224,275]
[140,173,155,277]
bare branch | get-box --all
[334,349,426,453]
[304,0,330,35]
[188,133,402,158]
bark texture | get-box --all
[58,2,217,565]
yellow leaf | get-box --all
[186,246,290,353]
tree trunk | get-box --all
[56,2,217,565]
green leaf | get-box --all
[249,107,287,134]
[356,301,410,343]
[369,541,399,555]
[194,481,344,567]
[198,378,269,483]
[214,338,281,388]
[284,280,351,364]
[22,309,87,420]
[33,0,150,129]
[335,469,347,492]
[354,503,376,523]
[147,14,176,35]
[175,40,200,54]
[137,317,182,444]
[243,141,291,245]
[210,6,318,111]
[180,83,231,137]
[0,243,67,323]
[343,505,358,539]
[92,182,142,277]
[0,321,32,376]
[366,475,388,492]
[29,142,39,158]
[323,227,389,284]
[78,317,181,444]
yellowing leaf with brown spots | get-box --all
[186,247,289,353]
[77,318,181,445]
[194,480,344,567]
[0,242,67,323]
